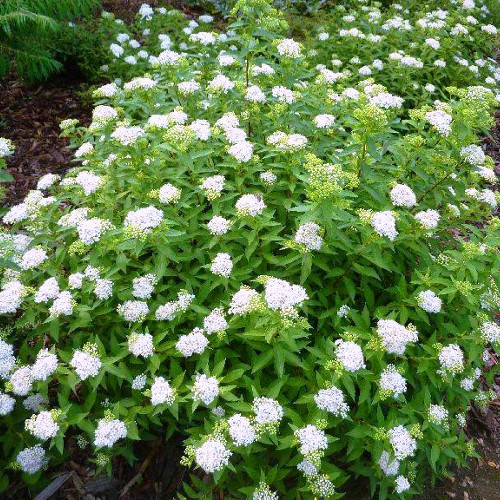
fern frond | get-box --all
[0,10,59,36]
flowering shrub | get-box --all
[1,1,499,498]
[0,137,14,185]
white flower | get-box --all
[190,31,216,45]
[176,328,208,357]
[415,209,440,230]
[208,74,234,93]
[178,80,200,95]
[207,215,231,236]
[380,365,407,397]
[294,222,323,251]
[377,319,418,355]
[111,126,145,146]
[132,374,147,390]
[297,459,318,477]
[74,171,104,196]
[314,114,335,129]
[203,308,227,334]
[210,252,233,277]
[25,411,59,441]
[31,349,58,381]
[16,445,47,474]
[201,175,225,200]
[23,394,47,412]
[246,85,266,103]
[156,50,182,66]
[425,109,452,136]
[395,475,410,493]
[151,376,175,405]
[228,287,259,315]
[314,386,349,417]
[379,450,400,476]
[70,349,101,380]
[228,141,253,162]
[295,425,328,455]
[271,86,295,104]
[461,144,485,165]
[75,142,94,158]
[417,290,442,313]
[94,279,113,300]
[190,119,211,140]
[36,174,60,190]
[371,211,397,240]
[389,425,417,460]
[260,171,277,185]
[195,439,231,473]
[390,184,416,207]
[123,77,156,92]
[276,38,301,58]
[118,300,149,322]
[335,340,365,372]
[193,374,219,405]
[228,414,256,446]
[0,392,15,415]
[428,404,448,424]
[20,248,48,270]
[34,278,60,303]
[264,277,308,313]
[124,206,163,235]
[94,418,127,448]
[235,194,265,216]
[0,280,25,315]
[480,321,500,344]
[10,366,33,395]
[0,137,14,157]
[0,339,15,378]
[128,332,154,358]
[438,344,464,373]
[58,208,89,228]
[132,274,156,299]
[77,218,111,245]
[253,397,283,425]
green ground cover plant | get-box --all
[0,1,499,498]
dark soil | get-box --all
[0,75,91,206]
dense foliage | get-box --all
[1,1,499,498]
[0,0,100,83]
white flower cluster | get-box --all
[371,211,398,240]
[94,418,127,448]
[70,346,101,380]
[334,339,367,374]
[295,425,328,455]
[314,386,349,418]
[377,319,418,355]
[389,425,417,460]
[228,414,256,446]
[150,376,175,406]
[380,365,407,397]
[416,290,442,313]
[156,289,195,321]
[176,328,208,357]
[195,439,231,473]
[210,252,233,277]
[294,222,323,251]
[438,344,464,373]
[390,184,417,207]
[192,374,219,405]
[128,332,154,358]
[25,411,59,441]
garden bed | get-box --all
[1,1,499,499]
